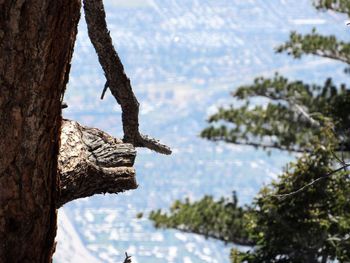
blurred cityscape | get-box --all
[54,1,349,262]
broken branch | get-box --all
[58,120,137,208]
[83,0,171,155]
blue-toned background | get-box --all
[54,1,349,262]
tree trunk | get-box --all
[0,1,80,262]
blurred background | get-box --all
[54,0,349,262]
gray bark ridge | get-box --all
[58,120,137,207]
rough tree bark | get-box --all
[58,120,137,208]
[0,1,81,262]
[83,0,171,155]
[0,0,171,262]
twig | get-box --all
[273,163,350,200]
[331,150,346,166]
[136,133,173,155]
[61,102,68,109]
[100,80,109,100]
[210,138,309,153]
[292,102,320,128]
[123,252,132,263]
[339,140,348,171]
[83,0,171,155]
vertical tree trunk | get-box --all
[0,1,80,262]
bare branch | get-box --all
[82,0,171,155]
[136,134,174,155]
[296,48,350,65]
[273,163,350,200]
[100,80,109,100]
[208,137,310,153]
[331,151,347,166]
[291,102,320,128]
[123,252,132,263]
[57,120,137,208]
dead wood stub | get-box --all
[58,120,137,207]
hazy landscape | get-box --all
[54,1,349,262]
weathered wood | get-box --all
[83,0,172,155]
[0,1,80,262]
[58,120,137,208]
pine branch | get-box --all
[202,137,310,153]
[202,103,318,153]
[234,75,320,128]
[82,0,171,155]
[203,75,350,153]
[149,195,253,246]
[314,0,350,16]
[233,74,312,101]
[202,133,350,153]
[276,30,350,64]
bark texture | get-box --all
[0,1,80,262]
[58,120,137,208]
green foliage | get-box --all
[314,0,350,15]
[148,1,350,262]
[231,249,245,263]
[201,74,350,152]
[239,148,350,262]
[149,147,350,262]
[276,29,350,64]
[136,212,143,219]
[149,192,253,246]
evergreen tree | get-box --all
[149,1,350,262]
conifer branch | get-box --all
[203,138,309,153]
[203,75,350,153]
[149,194,253,246]
[276,30,350,64]
[314,0,350,15]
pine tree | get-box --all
[149,1,350,262]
